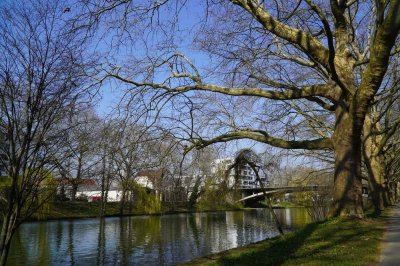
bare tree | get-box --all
[81,0,400,218]
[109,119,165,214]
[0,1,89,264]
[54,107,100,201]
[98,119,119,217]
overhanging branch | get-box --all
[186,130,332,152]
[103,72,336,103]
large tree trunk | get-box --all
[331,106,364,217]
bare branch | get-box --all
[187,129,332,152]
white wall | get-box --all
[76,190,122,202]
[136,176,154,189]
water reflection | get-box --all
[9,208,311,265]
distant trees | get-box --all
[54,108,100,201]
[0,1,90,264]
[98,120,119,217]
[112,122,154,215]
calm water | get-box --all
[9,208,311,266]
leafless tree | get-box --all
[98,119,120,217]
[54,107,100,201]
[0,1,90,264]
[80,0,400,218]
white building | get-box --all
[74,179,122,202]
[135,170,161,190]
[211,158,269,189]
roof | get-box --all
[136,169,163,186]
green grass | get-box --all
[33,201,173,220]
[32,201,134,220]
[31,201,242,221]
[183,216,385,266]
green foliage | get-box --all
[196,178,242,211]
[130,181,161,214]
[0,170,57,220]
[30,171,57,220]
[188,177,202,209]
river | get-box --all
[8,208,311,265]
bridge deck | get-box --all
[237,186,329,202]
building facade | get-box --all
[211,158,269,189]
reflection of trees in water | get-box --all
[237,210,277,245]
[203,213,229,253]
[55,222,63,255]
[118,218,129,265]
[159,215,196,263]
[8,230,28,264]
[37,223,50,265]
[274,208,312,230]
[188,214,200,249]
[12,223,52,265]
[97,218,106,266]
[114,216,162,264]
[67,221,75,265]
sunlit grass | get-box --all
[184,215,386,266]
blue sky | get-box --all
[94,1,210,117]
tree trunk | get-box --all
[119,189,126,216]
[363,115,390,214]
[0,211,17,266]
[100,153,107,217]
[0,237,11,266]
[331,107,364,217]
[71,183,78,201]
[103,181,110,215]
[363,139,388,212]
[388,181,398,204]
[365,154,389,211]
[393,182,399,203]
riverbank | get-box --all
[183,215,386,266]
[29,201,243,221]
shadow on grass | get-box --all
[214,218,383,266]
[218,222,320,266]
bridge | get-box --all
[237,185,329,203]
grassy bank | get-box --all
[30,201,242,221]
[32,201,189,220]
[183,215,386,266]
[32,202,136,220]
